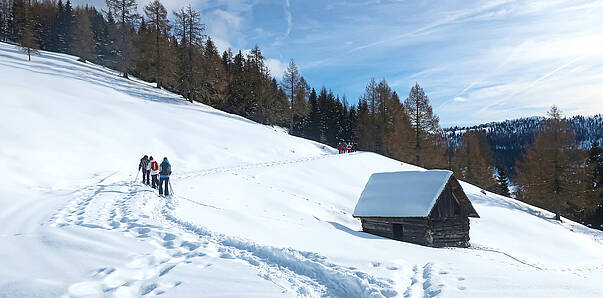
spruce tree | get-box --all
[0,0,10,41]
[132,18,153,79]
[9,0,26,42]
[304,88,321,141]
[496,166,511,197]
[199,37,227,107]
[587,141,603,219]
[61,0,74,53]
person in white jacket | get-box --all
[149,156,160,189]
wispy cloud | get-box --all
[283,0,292,39]
[350,0,515,52]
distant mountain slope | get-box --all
[443,115,603,174]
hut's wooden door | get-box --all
[392,224,403,240]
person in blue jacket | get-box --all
[158,157,172,196]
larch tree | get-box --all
[515,106,578,220]
[383,98,414,162]
[281,58,300,133]
[105,0,138,78]
[174,4,205,102]
[72,11,95,62]
[144,0,169,88]
[291,76,310,136]
[452,130,495,190]
[403,83,440,167]
[20,0,39,61]
[356,78,379,151]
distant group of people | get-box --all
[337,141,357,154]
[138,155,172,196]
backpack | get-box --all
[151,161,158,171]
[140,158,148,169]
[160,161,172,176]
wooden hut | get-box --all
[352,170,479,248]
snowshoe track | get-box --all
[52,154,398,297]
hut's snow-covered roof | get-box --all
[353,170,453,218]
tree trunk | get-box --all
[155,14,161,88]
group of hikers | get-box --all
[138,155,172,196]
[337,141,357,154]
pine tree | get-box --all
[496,166,511,197]
[72,11,95,61]
[404,82,440,167]
[281,59,300,133]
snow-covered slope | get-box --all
[1,43,602,297]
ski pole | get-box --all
[133,168,140,183]
[169,179,174,196]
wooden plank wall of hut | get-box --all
[361,219,394,239]
[361,218,430,245]
[430,217,470,247]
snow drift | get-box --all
[1,42,602,297]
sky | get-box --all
[73,0,603,126]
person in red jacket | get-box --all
[149,156,159,189]
[337,142,343,154]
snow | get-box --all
[1,42,603,297]
[353,170,453,217]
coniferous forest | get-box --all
[1,0,601,227]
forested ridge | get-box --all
[1,0,601,227]
[443,115,603,175]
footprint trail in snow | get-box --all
[52,156,399,297]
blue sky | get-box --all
[74,0,603,126]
